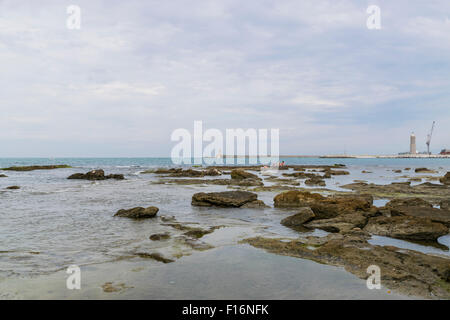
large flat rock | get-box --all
[192,191,258,207]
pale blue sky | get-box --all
[0,0,449,156]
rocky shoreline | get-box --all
[2,162,449,299]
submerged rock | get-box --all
[149,233,171,241]
[68,169,124,180]
[363,216,448,241]
[136,252,174,263]
[114,206,159,219]
[192,191,259,207]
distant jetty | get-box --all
[319,154,450,159]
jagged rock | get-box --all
[192,191,258,207]
[230,169,260,180]
[114,206,159,219]
[68,169,124,180]
[280,207,315,227]
[364,216,448,241]
[440,172,450,185]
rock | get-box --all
[340,181,450,204]
[361,170,372,173]
[240,200,269,208]
[388,206,450,227]
[440,200,450,210]
[281,207,315,227]
[169,169,206,177]
[323,169,350,176]
[106,174,125,180]
[0,174,7,177]
[231,178,264,187]
[304,213,368,233]
[282,172,318,179]
[136,252,174,263]
[183,226,222,238]
[154,168,182,174]
[102,282,132,293]
[114,206,159,219]
[230,169,260,180]
[273,191,372,219]
[204,168,222,176]
[364,216,448,241]
[273,191,325,208]
[386,198,433,208]
[192,191,258,207]
[440,172,450,185]
[6,186,20,190]
[1,165,71,171]
[243,235,450,299]
[149,233,171,241]
[394,169,402,173]
[68,169,124,180]
[415,168,437,173]
[304,176,326,186]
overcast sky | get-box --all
[1,0,449,157]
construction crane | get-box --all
[426,121,435,155]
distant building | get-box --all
[441,149,450,155]
[410,133,417,154]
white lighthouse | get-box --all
[410,133,417,154]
